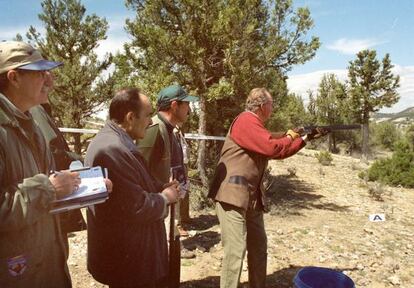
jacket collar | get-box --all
[105,120,138,153]
[157,112,174,132]
[0,93,28,127]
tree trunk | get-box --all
[197,96,208,189]
[74,116,82,155]
[328,133,337,153]
[328,133,333,152]
[362,121,370,160]
[74,133,82,155]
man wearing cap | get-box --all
[138,85,197,244]
[139,85,197,183]
[0,41,80,287]
[30,93,86,255]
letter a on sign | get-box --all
[369,214,385,222]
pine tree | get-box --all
[26,0,113,154]
[348,50,400,159]
[268,93,310,132]
[121,0,320,187]
[313,73,348,152]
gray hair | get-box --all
[245,88,271,111]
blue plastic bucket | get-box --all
[293,266,355,288]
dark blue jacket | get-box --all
[85,120,168,287]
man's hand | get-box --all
[104,178,113,193]
[163,180,179,189]
[49,170,81,199]
[293,127,305,135]
[308,127,329,140]
[162,180,180,204]
[286,129,301,140]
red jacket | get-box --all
[231,111,304,158]
[209,111,305,210]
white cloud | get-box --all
[0,17,129,60]
[287,69,348,101]
[327,38,386,55]
[0,25,44,41]
[287,65,414,114]
[382,65,414,113]
[0,30,23,40]
[96,36,129,59]
[94,16,131,60]
[106,16,129,32]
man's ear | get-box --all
[6,70,19,88]
[170,100,178,110]
[124,111,135,125]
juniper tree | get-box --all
[313,73,348,152]
[122,0,320,186]
[348,50,400,158]
[26,0,113,154]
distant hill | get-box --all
[374,107,414,124]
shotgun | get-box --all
[168,203,181,288]
[301,124,361,136]
[168,166,183,288]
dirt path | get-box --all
[68,149,414,287]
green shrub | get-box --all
[358,170,367,180]
[187,169,214,211]
[365,140,414,188]
[372,121,401,150]
[315,150,333,166]
[189,183,213,211]
[405,124,414,147]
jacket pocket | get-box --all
[0,247,43,286]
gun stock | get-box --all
[168,203,181,288]
[302,124,361,135]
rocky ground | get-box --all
[68,149,414,287]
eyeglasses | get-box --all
[261,100,277,109]
[16,69,49,79]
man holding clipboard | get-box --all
[0,41,80,287]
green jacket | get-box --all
[0,94,71,287]
[138,114,171,184]
[30,105,86,234]
[30,105,82,169]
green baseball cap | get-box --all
[157,85,198,109]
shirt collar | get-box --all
[244,110,263,123]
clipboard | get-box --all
[50,166,109,214]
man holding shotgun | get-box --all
[209,88,328,288]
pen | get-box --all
[50,170,63,177]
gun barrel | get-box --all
[303,124,361,135]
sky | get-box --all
[0,0,413,113]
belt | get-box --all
[228,175,248,186]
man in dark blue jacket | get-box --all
[85,88,180,288]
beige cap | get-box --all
[0,41,62,74]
